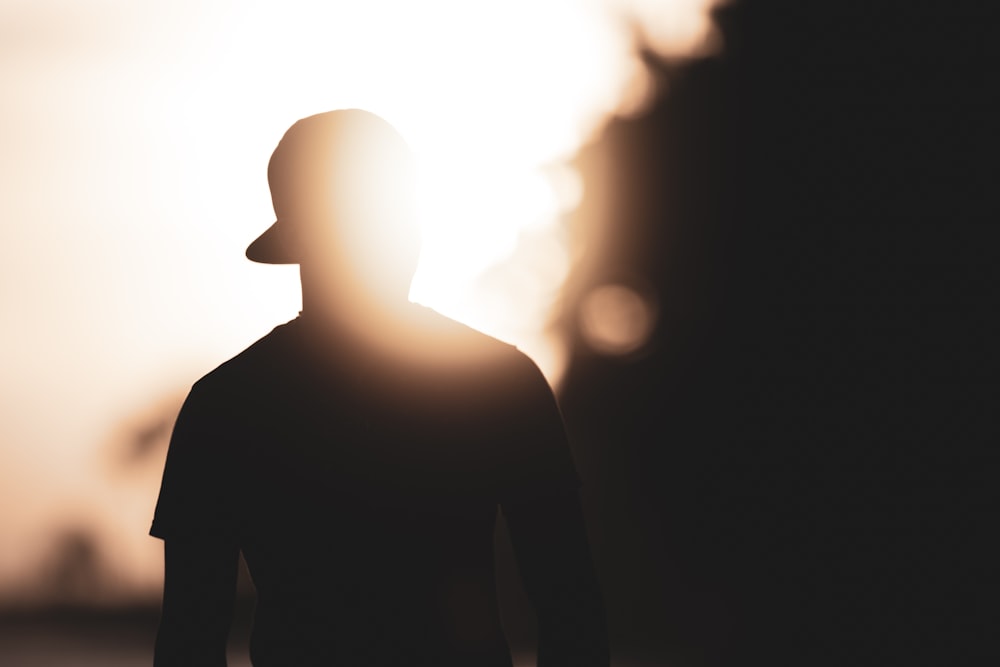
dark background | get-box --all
[553,1,996,665]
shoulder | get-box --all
[408,305,540,371]
[417,309,561,422]
[192,321,297,392]
[177,321,300,422]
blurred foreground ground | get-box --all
[0,606,248,667]
[0,606,663,667]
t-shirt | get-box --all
[150,308,580,666]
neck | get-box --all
[299,273,414,339]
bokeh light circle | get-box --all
[578,283,657,356]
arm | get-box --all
[154,538,240,667]
[502,487,610,667]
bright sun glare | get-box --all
[159,0,722,383]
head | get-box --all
[247,109,420,317]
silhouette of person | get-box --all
[150,109,609,666]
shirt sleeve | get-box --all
[150,380,241,541]
[495,352,581,506]
[496,353,609,666]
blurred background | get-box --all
[1,0,996,665]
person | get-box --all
[149,109,609,667]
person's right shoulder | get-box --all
[187,320,297,402]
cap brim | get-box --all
[246,221,297,264]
